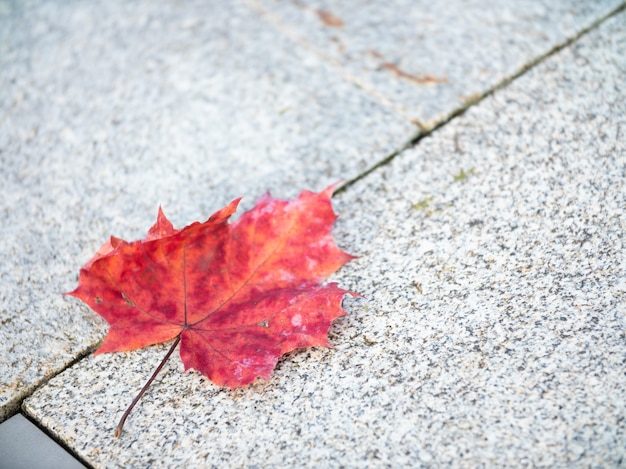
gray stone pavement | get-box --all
[248,0,623,126]
[1,0,625,467]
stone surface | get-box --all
[0,0,412,420]
[0,414,86,469]
[23,9,626,469]
[249,0,624,127]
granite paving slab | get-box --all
[22,8,626,469]
[248,0,625,127]
[0,0,412,421]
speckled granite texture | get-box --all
[4,0,618,425]
[0,0,413,421]
[248,0,624,126]
[21,8,626,468]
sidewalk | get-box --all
[1,1,625,467]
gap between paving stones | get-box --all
[5,346,98,424]
[0,348,101,467]
[14,0,625,427]
[8,346,98,468]
[337,0,626,194]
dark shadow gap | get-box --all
[21,411,94,469]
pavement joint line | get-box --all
[3,344,100,426]
[6,343,101,465]
[336,0,626,196]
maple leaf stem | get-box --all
[114,335,182,438]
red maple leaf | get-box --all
[67,185,355,436]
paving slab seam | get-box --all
[1,345,99,427]
[336,0,626,195]
[465,0,626,115]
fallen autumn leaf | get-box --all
[67,185,356,436]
